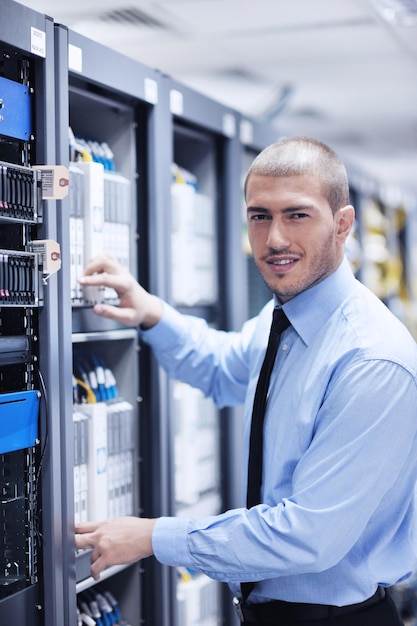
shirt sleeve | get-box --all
[140,301,256,408]
[152,357,417,584]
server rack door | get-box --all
[155,78,244,626]
[53,24,163,626]
[0,3,60,626]
[136,75,176,626]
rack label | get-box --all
[144,78,158,105]
[37,165,69,199]
[69,44,83,73]
[31,27,46,58]
[170,89,184,116]
[30,240,61,275]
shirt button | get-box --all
[282,344,289,351]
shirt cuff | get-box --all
[152,516,192,567]
[139,301,185,350]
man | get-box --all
[75,137,417,625]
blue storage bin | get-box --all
[0,390,40,453]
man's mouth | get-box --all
[265,256,299,273]
[270,259,295,265]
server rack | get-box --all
[53,24,164,626]
[0,3,60,626]
[347,167,414,330]
[144,77,246,626]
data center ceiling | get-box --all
[18,0,417,196]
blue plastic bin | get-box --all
[0,390,40,453]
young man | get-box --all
[75,137,417,625]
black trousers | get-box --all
[242,590,404,626]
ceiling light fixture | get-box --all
[368,0,417,25]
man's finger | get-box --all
[78,272,126,291]
[92,303,137,326]
[75,521,100,534]
[82,254,119,277]
[91,555,105,581]
[75,534,94,551]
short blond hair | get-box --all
[245,136,350,214]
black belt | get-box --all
[233,586,386,623]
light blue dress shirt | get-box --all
[142,258,417,606]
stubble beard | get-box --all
[254,233,338,303]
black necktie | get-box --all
[242,307,290,600]
[246,307,290,508]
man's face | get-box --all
[246,173,354,303]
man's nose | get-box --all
[266,220,290,249]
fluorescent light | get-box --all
[369,0,417,25]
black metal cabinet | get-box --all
[0,2,58,625]
[53,25,164,626]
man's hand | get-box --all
[75,516,157,580]
[78,254,163,329]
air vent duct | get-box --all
[100,6,167,29]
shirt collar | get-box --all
[275,257,358,346]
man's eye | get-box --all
[250,214,269,221]
[291,212,308,219]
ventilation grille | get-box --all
[216,66,266,84]
[100,6,168,29]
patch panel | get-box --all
[0,249,42,306]
[0,161,43,223]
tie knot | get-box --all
[271,308,291,335]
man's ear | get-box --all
[336,205,355,241]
